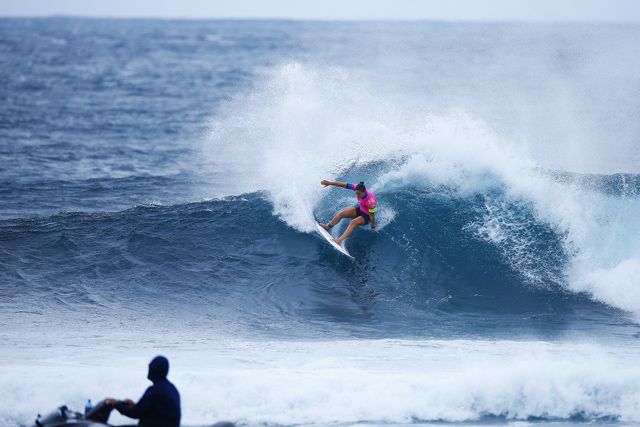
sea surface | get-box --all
[1,18,640,427]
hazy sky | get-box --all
[2,0,640,21]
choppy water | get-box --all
[1,18,640,427]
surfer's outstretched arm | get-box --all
[320,180,347,188]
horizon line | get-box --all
[2,14,639,24]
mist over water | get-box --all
[2,18,640,426]
[202,59,640,321]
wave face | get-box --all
[1,180,637,340]
[2,18,640,426]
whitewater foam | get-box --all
[3,339,640,426]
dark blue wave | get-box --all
[0,190,632,340]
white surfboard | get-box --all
[315,222,354,259]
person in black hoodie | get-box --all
[91,355,181,427]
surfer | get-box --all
[319,180,377,244]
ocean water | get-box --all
[1,18,640,427]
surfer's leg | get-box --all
[321,207,356,230]
[335,216,365,244]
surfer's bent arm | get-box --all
[320,180,347,188]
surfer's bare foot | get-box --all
[320,223,332,231]
[333,238,343,245]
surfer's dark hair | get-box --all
[355,182,366,192]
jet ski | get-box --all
[32,405,113,427]
[32,404,236,427]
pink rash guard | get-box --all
[346,183,377,217]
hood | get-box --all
[147,356,169,383]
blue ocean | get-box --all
[2,18,640,426]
